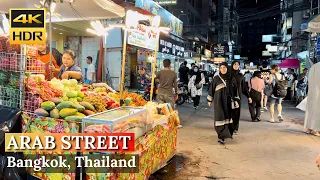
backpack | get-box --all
[273,74,288,98]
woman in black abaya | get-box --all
[230,61,251,134]
[207,62,238,144]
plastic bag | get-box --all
[296,97,307,112]
[0,106,21,155]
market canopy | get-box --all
[278,58,300,68]
[300,14,320,32]
[0,0,125,21]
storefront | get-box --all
[156,33,184,72]
[0,2,179,180]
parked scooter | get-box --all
[176,82,186,105]
[143,81,158,101]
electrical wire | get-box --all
[66,1,91,21]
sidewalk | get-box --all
[151,94,320,180]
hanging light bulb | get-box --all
[50,2,56,13]
[96,20,106,35]
[90,21,99,32]
[86,28,98,35]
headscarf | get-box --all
[193,66,201,84]
[230,60,240,76]
[219,62,231,80]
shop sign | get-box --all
[127,24,158,51]
[213,57,225,63]
[158,35,184,57]
[155,0,177,5]
[135,0,183,37]
[213,45,225,57]
[300,59,306,74]
[184,52,192,58]
[204,49,212,58]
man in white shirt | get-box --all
[85,56,95,84]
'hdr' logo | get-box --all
[10,9,46,44]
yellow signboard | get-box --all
[10,8,46,44]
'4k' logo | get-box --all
[13,14,42,24]
[10,9,46,44]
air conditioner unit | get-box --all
[303,10,310,19]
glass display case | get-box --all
[82,107,147,140]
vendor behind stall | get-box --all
[36,42,62,80]
[59,50,82,81]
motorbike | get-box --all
[143,82,158,101]
[176,82,192,105]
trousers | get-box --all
[192,95,200,107]
[157,93,175,109]
[231,104,241,131]
[249,99,261,120]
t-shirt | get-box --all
[38,48,63,66]
[179,65,189,83]
[261,69,271,84]
[297,74,308,88]
[87,64,95,81]
[248,77,265,92]
[59,64,82,81]
[244,73,252,82]
[287,74,294,88]
[156,70,177,95]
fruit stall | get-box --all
[0,35,179,180]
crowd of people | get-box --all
[156,59,311,144]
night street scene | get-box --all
[0,0,320,180]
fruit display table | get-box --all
[21,109,179,180]
[86,111,178,180]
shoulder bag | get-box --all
[249,79,262,102]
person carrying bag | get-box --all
[248,71,265,122]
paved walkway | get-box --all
[151,96,320,180]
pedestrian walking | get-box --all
[244,71,252,90]
[207,62,238,145]
[260,62,271,112]
[304,63,320,136]
[285,68,294,100]
[230,61,250,134]
[296,68,308,105]
[268,64,288,123]
[179,61,190,85]
[156,59,178,109]
[248,71,265,122]
[188,66,205,109]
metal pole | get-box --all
[119,29,128,106]
[49,0,52,80]
[311,0,313,16]
[150,31,160,101]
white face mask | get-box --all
[194,69,198,72]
